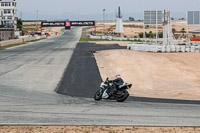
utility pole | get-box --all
[103,9,106,25]
[37,10,38,26]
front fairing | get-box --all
[100,82,108,89]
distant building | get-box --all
[0,28,14,41]
[0,0,17,28]
[0,0,17,41]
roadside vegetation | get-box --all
[138,31,163,38]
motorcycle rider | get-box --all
[108,75,124,95]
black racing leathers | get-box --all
[108,78,124,95]
[113,78,124,87]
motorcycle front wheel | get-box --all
[94,89,103,101]
[116,90,129,102]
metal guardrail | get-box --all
[127,44,200,53]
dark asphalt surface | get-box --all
[56,42,127,98]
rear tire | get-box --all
[116,90,129,102]
[94,90,103,101]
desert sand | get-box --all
[94,46,200,100]
[87,20,200,38]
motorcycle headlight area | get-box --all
[100,82,106,88]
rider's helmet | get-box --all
[116,74,121,79]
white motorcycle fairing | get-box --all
[102,89,109,99]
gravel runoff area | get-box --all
[94,42,200,101]
[0,126,200,133]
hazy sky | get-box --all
[17,0,200,20]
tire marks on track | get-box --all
[0,64,23,77]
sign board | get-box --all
[70,21,95,26]
[41,22,65,27]
[66,21,71,27]
[187,11,200,25]
[65,21,71,30]
[41,21,95,29]
[144,11,163,25]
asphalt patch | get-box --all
[56,42,126,98]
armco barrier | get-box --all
[127,44,200,53]
[90,35,163,42]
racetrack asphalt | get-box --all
[1,28,200,126]
[56,42,127,98]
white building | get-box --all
[0,0,17,29]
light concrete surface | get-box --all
[0,91,200,126]
[0,27,81,94]
[0,27,200,126]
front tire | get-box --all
[116,90,129,102]
[94,90,103,101]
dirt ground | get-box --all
[23,25,64,36]
[42,27,64,36]
[87,25,162,38]
[94,44,200,100]
[88,20,200,38]
[0,126,200,133]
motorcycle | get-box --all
[94,78,132,102]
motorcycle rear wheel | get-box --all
[116,90,129,102]
[94,90,103,101]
